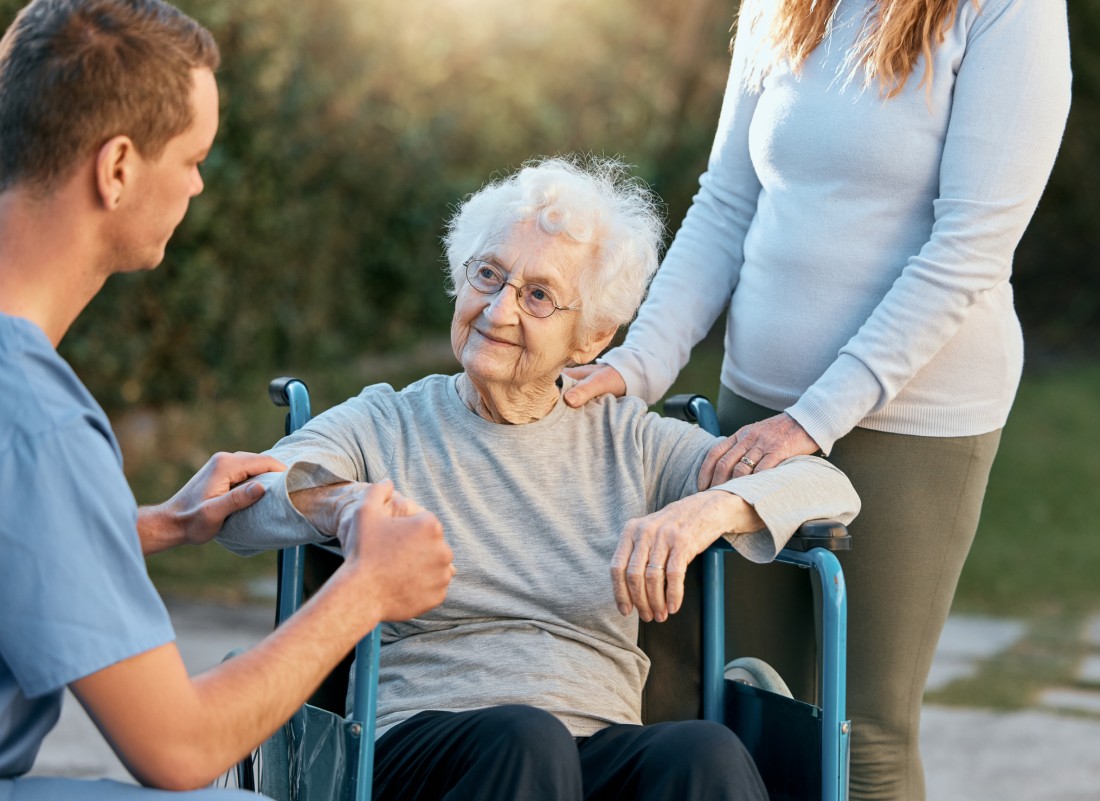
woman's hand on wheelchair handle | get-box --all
[562,363,627,407]
[610,491,762,623]
[698,412,820,490]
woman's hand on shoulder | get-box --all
[562,364,627,407]
[698,412,820,490]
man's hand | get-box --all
[562,363,627,407]
[337,480,455,622]
[610,491,763,623]
[138,452,287,555]
[698,412,819,490]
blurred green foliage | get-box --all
[0,0,1094,409]
[1015,0,1100,350]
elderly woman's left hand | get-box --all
[611,491,762,623]
[697,412,820,491]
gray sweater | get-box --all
[219,374,858,737]
[603,0,1072,453]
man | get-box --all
[0,1,455,797]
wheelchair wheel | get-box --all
[724,656,793,698]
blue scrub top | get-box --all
[0,313,174,778]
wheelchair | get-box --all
[220,377,852,801]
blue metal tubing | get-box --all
[275,380,312,627]
[692,398,721,438]
[275,546,305,626]
[702,544,849,801]
[283,379,313,433]
[350,627,382,801]
[277,378,382,801]
[775,547,849,801]
[701,547,726,723]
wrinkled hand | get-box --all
[339,480,454,621]
[562,363,626,408]
[141,452,287,553]
[294,481,426,542]
[610,492,760,623]
[698,413,819,491]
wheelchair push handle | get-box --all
[664,393,721,437]
[269,377,312,437]
[269,376,308,407]
[663,393,851,553]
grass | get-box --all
[132,341,1100,613]
[923,611,1087,710]
[658,341,1100,619]
[136,338,459,602]
[127,340,1100,709]
[659,345,1100,711]
[955,360,1100,617]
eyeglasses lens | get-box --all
[466,260,558,318]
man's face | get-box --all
[115,67,219,272]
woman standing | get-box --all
[564,2,1071,799]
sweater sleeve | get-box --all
[711,456,860,563]
[601,20,764,404]
[217,386,399,555]
[635,408,860,563]
[787,0,1072,451]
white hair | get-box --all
[443,155,665,335]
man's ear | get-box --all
[571,325,618,366]
[95,135,136,211]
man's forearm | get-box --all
[72,563,383,790]
[135,504,179,556]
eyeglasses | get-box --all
[463,258,580,319]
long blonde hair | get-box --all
[736,0,968,98]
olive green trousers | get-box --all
[718,386,1002,801]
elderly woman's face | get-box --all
[451,222,596,390]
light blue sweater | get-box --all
[604,0,1072,453]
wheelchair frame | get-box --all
[665,394,851,801]
[242,377,851,801]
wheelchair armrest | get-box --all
[664,393,853,554]
[787,519,851,552]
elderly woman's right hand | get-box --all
[562,363,627,407]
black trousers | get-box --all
[373,704,766,801]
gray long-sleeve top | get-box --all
[219,374,859,737]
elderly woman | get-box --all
[219,156,859,801]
